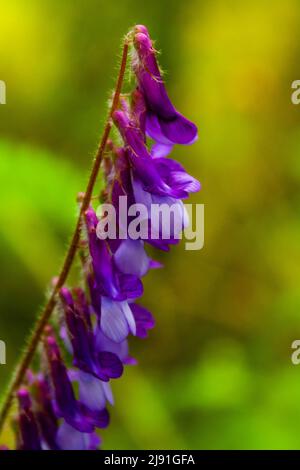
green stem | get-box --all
[0,39,130,432]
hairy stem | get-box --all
[0,39,129,432]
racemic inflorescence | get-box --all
[1,25,200,450]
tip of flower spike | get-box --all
[133,32,153,55]
[134,25,149,36]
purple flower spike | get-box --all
[9,25,200,451]
[17,388,42,450]
[133,26,198,147]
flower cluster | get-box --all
[11,25,200,450]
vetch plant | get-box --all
[0,25,200,450]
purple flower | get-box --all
[133,25,198,149]
[113,110,199,201]
[59,287,123,381]
[131,175,188,251]
[85,208,143,301]
[87,273,138,343]
[151,156,201,195]
[45,335,109,432]
[105,151,186,251]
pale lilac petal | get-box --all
[56,421,100,451]
[78,371,106,411]
[114,239,150,277]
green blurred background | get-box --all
[1,0,300,449]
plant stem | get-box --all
[0,39,129,432]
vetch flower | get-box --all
[59,287,124,381]
[133,25,198,150]
[113,110,188,199]
[45,335,109,432]
[85,207,144,301]
[2,24,200,451]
